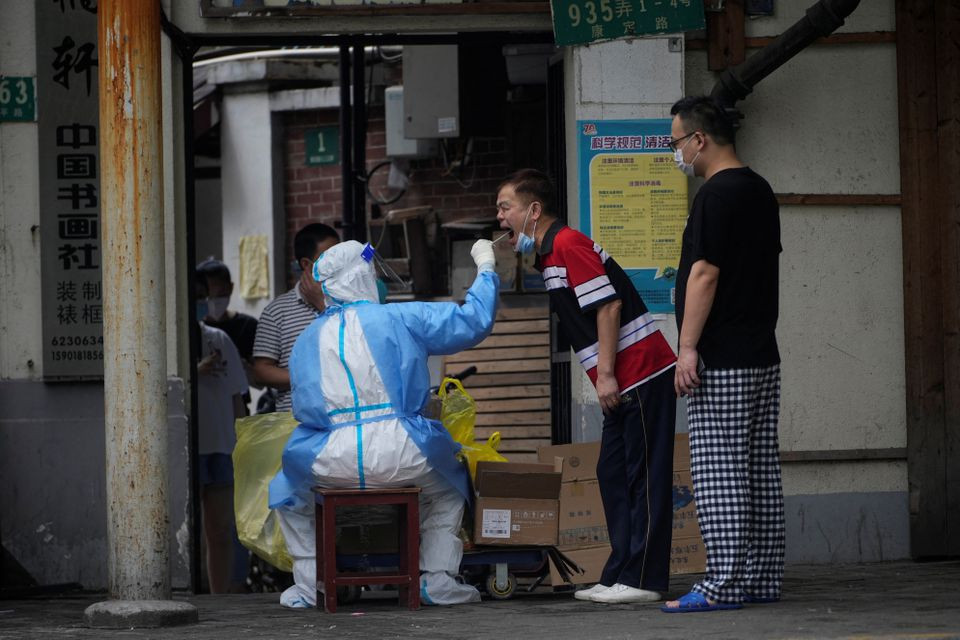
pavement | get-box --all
[2,560,959,639]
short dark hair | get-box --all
[498,169,557,216]
[294,223,339,261]
[670,96,736,146]
[196,257,231,286]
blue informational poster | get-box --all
[577,119,688,313]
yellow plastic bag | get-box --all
[232,412,299,572]
[438,377,507,480]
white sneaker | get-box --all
[574,583,611,601]
[589,583,661,604]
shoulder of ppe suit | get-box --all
[288,314,325,366]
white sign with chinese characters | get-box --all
[37,0,103,379]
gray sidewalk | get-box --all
[2,560,959,640]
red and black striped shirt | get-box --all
[534,221,676,393]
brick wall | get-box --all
[281,106,509,289]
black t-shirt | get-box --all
[675,167,781,368]
[206,312,258,364]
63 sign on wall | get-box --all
[0,77,36,122]
[550,0,705,46]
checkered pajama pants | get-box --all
[687,365,785,604]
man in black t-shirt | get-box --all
[663,97,785,613]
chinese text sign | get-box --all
[578,120,687,313]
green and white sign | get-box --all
[305,126,339,166]
[551,0,705,47]
[0,76,37,122]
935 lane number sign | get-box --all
[550,0,705,47]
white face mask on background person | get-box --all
[206,296,229,320]
[673,134,700,178]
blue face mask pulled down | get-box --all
[515,207,538,255]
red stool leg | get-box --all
[315,500,324,610]
[322,497,339,613]
[406,495,421,610]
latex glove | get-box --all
[471,239,496,273]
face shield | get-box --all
[311,241,380,305]
[313,240,403,304]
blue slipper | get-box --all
[661,592,743,613]
[743,594,779,604]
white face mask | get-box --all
[515,206,538,255]
[673,135,700,177]
[206,296,229,320]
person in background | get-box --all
[196,276,250,593]
[495,169,677,604]
[251,223,340,413]
[664,95,785,613]
[197,258,259,405]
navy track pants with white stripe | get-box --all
[597,367,676,591]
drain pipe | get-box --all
[711,0,861,121]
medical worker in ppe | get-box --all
[268,238,499,608]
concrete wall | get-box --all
[0,1,43,382]
[0,380,191,589]
[0,2,193,588]
[683,3,906,562]
[563,36,686,443]
[220,89,287,317]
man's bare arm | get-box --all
[252,356,291,390]
[675,259,719,396]
[595,299,622,415]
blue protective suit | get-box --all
[268,249,498,608]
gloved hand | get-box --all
[470,239,496,273]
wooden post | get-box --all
[896,0,960,558]
[706,0,746,71]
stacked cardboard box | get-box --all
[472,461,562,545]
[541,434,706,586]
[670,434,706,574]
[538,442,609,585]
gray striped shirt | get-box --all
[252,283,319,411]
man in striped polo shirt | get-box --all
[252,223,340,413]
[496,169,677,604]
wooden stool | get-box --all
[313,487,421,613]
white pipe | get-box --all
[193,45,402,68]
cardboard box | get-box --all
[548,544,611,586]
[472,461,562,546]
[558,480,608,548]
[534,437,705,574]
[674,433,690,471]
[672,469,701,539]
[538,442,601,482]
[541,436,691,481]
[474,497,559,546]
[474,461,562,499]
[670,536,707,575]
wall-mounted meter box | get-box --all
[402,45,459,139]
[385,86,438,158]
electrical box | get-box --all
[403,45,459,139]
[385,86,437,158]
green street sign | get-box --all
[0,76,37,122]
[551,0,705,47]
[305,126,340,166]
